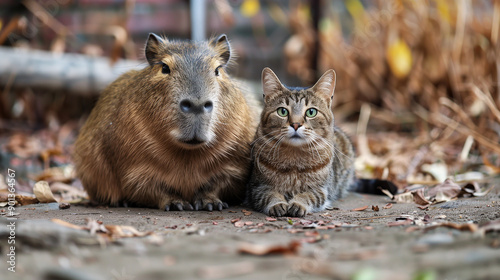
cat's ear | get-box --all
[262,67,284,102]
[312,69,336,107]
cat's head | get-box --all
[259,67,336,147]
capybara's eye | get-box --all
[215,66,222,76]
[162,63,171,74]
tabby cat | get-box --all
[247,68,355,217]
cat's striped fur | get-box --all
[247,68,355,217]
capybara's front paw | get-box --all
[160,196,194,211]
[193,194,228,211]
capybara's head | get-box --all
[141,33,233,149]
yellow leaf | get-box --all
[33,181,57,203]
[436,0,451,23]
[268,3,287,26]
[346,0,365,26]
[297,4,311,22]
[240,0,260,18]
[386,39,413,79]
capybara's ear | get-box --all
[212,34,231,66]
[145,33,166,65]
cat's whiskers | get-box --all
[251,131,275,145]
[308,135,329,162]
[326,138,351,160]
[332,147,345,170]
[255,134,280,174]
[270,134,287,161]
[316,136,352,170]
[251,131,277,155]
[305,132,347,172]
[306,141,321,162]
[303,132,323,161]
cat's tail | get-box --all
[350,179,398,196]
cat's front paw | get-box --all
[267,202,289,217]
[287,202,308,217]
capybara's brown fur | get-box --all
[74,34,260,211]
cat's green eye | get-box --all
[305,108,318,118]
[277,107,289,117]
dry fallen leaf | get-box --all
[265,217,277,222]
[380,188,395,199]
[421,162,448,182]
[234,221,245,228]
[52,218,153,239]
[427,178,461,200]
[426,222,478,232]
[238,240,301,256]
[393,191,415,203]
[459,182,481,197]
[352,205,369,211]
[464,185,495,197]
[300,219,314,226]
[50,182,88,202]
[33,181,57,203]
[242,209,252,216]
[383,203,393,209]
[105,224,152,238]
[33,165,76,183]
[412,189,430,206]
[434,191,452,203]
[15,194,39,206]
[372,205,379,211]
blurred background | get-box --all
[0,0,499,192]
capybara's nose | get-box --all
[180,99,213,114]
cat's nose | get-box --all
[291,123,302,131]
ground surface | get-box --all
[1,182,499,280]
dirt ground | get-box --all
[1,180,499,280]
